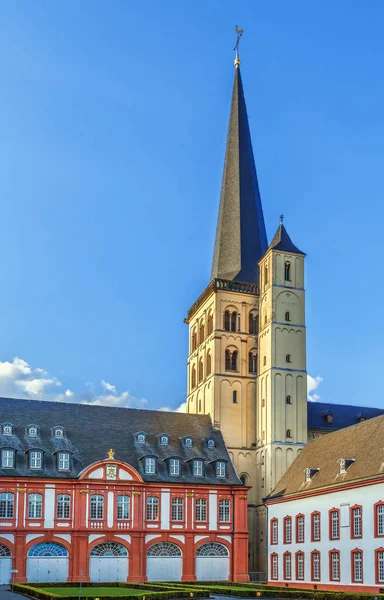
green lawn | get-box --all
[44,588,147,597]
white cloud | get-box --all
[159,402,186,413]
[307,374,323,402]
[0,356,147,409]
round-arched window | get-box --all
[196,542,229,556]
[28,543,68,557]
[0,544,11,557]
[147,542,182,557]
[90,542,128,557]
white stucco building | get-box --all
[265,414,384,593]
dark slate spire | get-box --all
[211,65,268,283]
[268,217,305,255]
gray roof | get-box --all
[0,397,241,485]
[211,66,268,283]
[268,223,304,255]
[266,414,384,500]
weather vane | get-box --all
[280,214,284,225]
[234,25,244,67]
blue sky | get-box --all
[0,1,383,410]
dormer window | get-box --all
[183,436,193,448]
[324,412,333,423]
[1,449,14,468]
[304,467,319,483]
[216,461,226,478]
[27,425,38,437]
[207,438,215,449]
[2,423,12,436]
[136,432,146,444]
[160,434,169,446]
[356,413,366,423]
[144,457,156,474]
[58,452,70,471]
[29,451,42,470]
[53,426,64,438]
[338,458,355,474]
[169,458,180,476]
[193,459,203,476]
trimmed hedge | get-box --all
[12,584,207,600]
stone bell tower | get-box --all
[185,46,307,573]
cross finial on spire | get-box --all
[280,214,284,225]
[234,25,244,67]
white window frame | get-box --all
[378,504,384,536]
[144,457,156,474]
[297,516,304,542]
[331,510,339,539]
[207,439,215,449]
[146,497,159,521]
[378,550,384,583]
[0,492,14,519]
[54,427,64,438]
[219,499,230,522]
[160,435,168,445]
[312,513,320,541]
[184,437,193,447]
[352,507,362,537]
[193,460,203,476]
[58,452,70,471]
[331,551,340,581]
[271,519,278,544]
[296,553,304,580]
[312,551,320,581]
[2,424,12,435]
[216,461,226,478]
[30,451,42,470]
[195,498,207,522]
[353,551,363,582]
[171,497,183,521]
[284,553,291,579]
[90,494,104,520]
[1,449,14,468]
[28,493,42,519]
[285,517,292,543]
[56,494,70,519]
[28,426,38,437]
[117,495,130,520]
[137,433,145,443]
[271,554,278,579]
[169,459,180,476]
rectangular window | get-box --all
[330,510,339,540]
[90,494,104,520]
[58,452,70,471]
[296,515,304,543]
[312,552,320,581]
[30,451,42,469]
[117,496,130,520]
[378,550,384,583]
[352,506,362,538]
[378,504,384,536]
[145,457,156,474]
[219,499,230,522]
[0,493,14,519]
[284,517,292,543]
[312,512,321,541]
[284,553,292,579]
[171,497,184,521]
[195,498,207,522]
[330,551,340,581]
[170,459,180,476]
[271,554,278,580]
[352,551,363,583]
[56,494,70,519]
[193,460,203,476]
[1,450,14,468]
[296,553,304,580]
[216,461,226,478]
[146,497,159,521]
[28,493,42,519]
[271,519,278,544]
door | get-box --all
[0,544,12,585]
[27,543,68,583]
[89,542,128,583]
[146,542,182,582]
[195,542,229,581]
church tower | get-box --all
[185,47,307,572]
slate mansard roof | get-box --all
[0,397,241,485]
[267,413,384,500]
[307,401,384,432]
